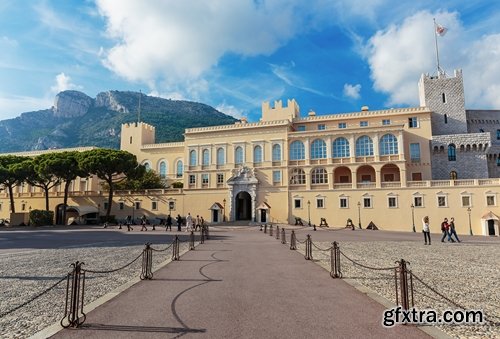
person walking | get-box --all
[440,218,454,242]
[140,215,148,231]
[176,214,182,231]
[422,216,431,245]
[449,217,461,243]
[166,214,172,231]
[126,215,133,232]
[186,213,193,232]
[195,215,201,231]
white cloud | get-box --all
[216,102,245,119]
[366,10,500,109]
[343,83,361,99]
[0,94,52,120]
[50,73,83,94]
[95,0,328,95]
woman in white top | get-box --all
[422,216,431,245]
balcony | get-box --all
[381,182,401,188]
[333,183,352,189]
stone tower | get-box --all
[418,69,467,135]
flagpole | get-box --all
[433,18,441,76]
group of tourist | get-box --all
[119,213,205,232]
[421,216,461,245]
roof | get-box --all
[481,211,499,220]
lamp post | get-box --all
[223,198,226,222]
[467,207,473,236]
[411,203,416,232]
[357,201,362,229]
[307,200,311,227]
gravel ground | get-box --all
[0,241,192,339]
[294,238,500,339]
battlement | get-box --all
[261,98,300,122]
[121,122,155,132]
[120,121,156,150]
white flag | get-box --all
[436,24,448,36]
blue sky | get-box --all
[0,0,499,122]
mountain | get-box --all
[0,91,238,152]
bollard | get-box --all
[200,226,205,244]
[281,228,286,244]
[172,236,180,261]
[140,243,153,280]
[61,261,86,328]
[276,226,280,240]
[290,230,297,250]
[189,231,195,250]
[330,241,342,278]
[395,259,413,312]
[269,225,273,236]
[264,224,268,234]
[205,224,210,240]
[305,234,312,260]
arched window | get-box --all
[450,171,457,180]
[159,161,167,179]
[310,139,327,159]
[448,144,456,161]
[202,149,210,166]
[355,136,373,156]
[143,162,151,171]
[379,134,398,155]
[189,150,197,166]
[332,137,350,158]
[311,168,328,184]
[290,168,306,184]
[289,141,305,160]
[176,160,183,178]
[272,144,281,161]
[217,148,225,165]
[254,145,262,163]
[235,146,243,164]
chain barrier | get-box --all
[339,250,398,271]
[61,261,86,328]
[275,226,280,240]
[172,235,180,261]
[281,228,286,244]
[304,234,312,260]
[289,230,297,250]
[0,275,67,319]
[269,225,273,237]
[330,242,342,279]
[311,241,334,252]
[189,231,195,250]
[394,259,413,310]
[140,244,153,280]
[151,242,174,252]
[84,251,143,274]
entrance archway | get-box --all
[235,191,251,220]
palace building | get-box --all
[1,69,500,236]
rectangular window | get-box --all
[338,122,346,129]
[388,197,397,208]
[296,125,306,131]
[318,124,326,130]
[168,201,175,211]
[189,175,196,184]
[361,175,371,182]
[135,202,141,210]
[339,197,348,208]
[217,173,224,184]
[339,175,350,183]
[294,199,302,209]
[413,196,423,207]
[382,119,391,125]
[363,197,371,208]
[103,202,109,211]
[412,173,422,181]
[316,198,324,208]
[360,121,368,127]
[461,196,471,207]
[497,129,500,140]
[21,203,26,211]
[152,201,158,210]
[119,202,124,210]
[408,117,419,128]
[486,195,496,206]
[437,196,447,207]
[202,174,209,184]
[272,170,281,183]
[410,143,421,163]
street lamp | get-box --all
[357,201,362,229]
[307,200,311,227]
[467,207,473,236]
[223,198,226,222]
[411,203,416,232]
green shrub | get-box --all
[172,181,183,188]
[30,210,54,226]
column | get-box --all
[373,133,379,162]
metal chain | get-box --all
[151,242,174,252]
[0,275,67,318]
[339,250,398,271]
[84,251,143,274]
[311,241,334,251]
[295,237,307,244]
